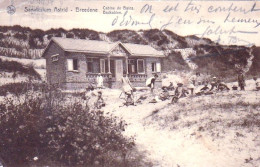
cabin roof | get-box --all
[42,37,164,57]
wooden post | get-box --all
[108,56,111,73]
[126,57,129,74]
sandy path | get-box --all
[101,88,259,167]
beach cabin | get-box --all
[42,37,165,89]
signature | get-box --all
[112,11,155,28]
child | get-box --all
[95,91,105,109]
[159,87,170,101]
[125,92,134,106]
[175,83,186,99]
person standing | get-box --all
[188,74,196,95]
[209,76,218,91]
[238,70,245,91]
[96,73,104,89]
[146,73,158,96]
[121,74,134,105]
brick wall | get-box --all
[44,42,66,85]
[145,57,162,79]
[65,52,87,83]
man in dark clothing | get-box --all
[238,71,245,91]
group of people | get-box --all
[83,71,260,108]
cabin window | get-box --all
[128,59,136,74]
[137,59,145,74]
[67,59,78,71]
[151,62,156,72]
[151,62,161,72]
[100,59,106,73]
[86,58,93,73]
[51,54,58,62]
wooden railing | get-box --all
[86,73,115,82]
[86,73,150,82]
[128,74,147,82]
[86,73,111,78]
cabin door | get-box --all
[115,59,123,81]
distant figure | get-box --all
[209,77,218,91]
[121,74,134,96]
[146,73,159,96]
[237,70,245,91]
[217,81,230,91]
[95,91,105,109]
[96,73,104,89]
[167,82,175,91]
[159,87,170,101]
[82,88,92,110]
[188,74,196,95]
[121,74,134,104]
[125,93,135,106]
[175,83,187,99]
[200,83,209,92]
[87,80,95,91]
[253,76,260,91]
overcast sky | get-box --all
[0,0,259,46]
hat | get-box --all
[177,83,183,86]
[162,86,167,90]
[213,76,217,79]
[153,73,158,78]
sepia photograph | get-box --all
[0,0,259,166]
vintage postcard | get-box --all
[0,0,259,166]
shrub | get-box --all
[0,82,44,96]
[0,83,136,167]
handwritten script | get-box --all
[111,1,260,46]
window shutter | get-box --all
[156,62,161,72]
[67,59,73,71]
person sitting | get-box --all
[209,76,218,91]
[167,82,175,91]
[125,92,135,106]
[256,82,260,91]
[175,83,187,99]
[95,91,105,109]
[217,80,230,91]
[201,84,209,91]
[159,87,170,101]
